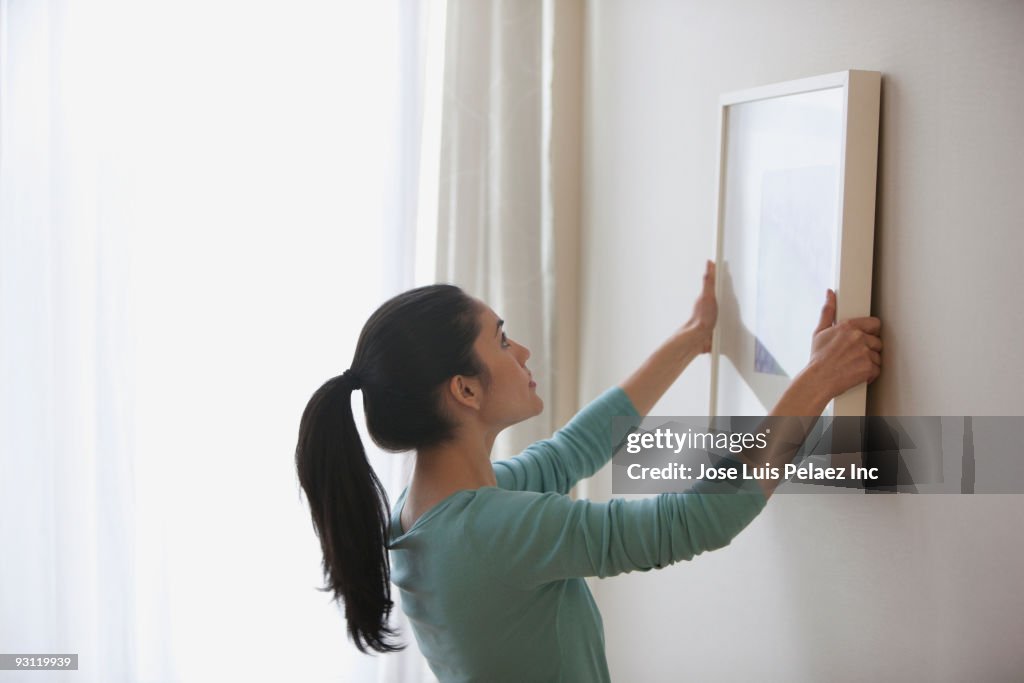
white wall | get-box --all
[579,1,1024,681]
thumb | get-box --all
[814,289,836,334]
[702,260,715,292]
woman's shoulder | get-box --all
[427,486,568,528]
[458,486,577,537]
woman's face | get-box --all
[469,302,544,428]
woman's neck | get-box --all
[401,427,499,532]
[413,425,499,491]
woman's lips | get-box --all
[529,380,536,388]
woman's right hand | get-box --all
[805,289,882,400]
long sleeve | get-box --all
[389,385,765,683]
[493,386,639,494]
[466,475,767,588]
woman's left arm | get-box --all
[493,385,639,494]
[619,260,716,415]
[494,263,717,494]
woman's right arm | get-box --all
[468,479,767,586]
[734,289,882,500]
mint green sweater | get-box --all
[388,386,767,682]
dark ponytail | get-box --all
[295,284,489,654]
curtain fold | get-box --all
[435,0,583,458]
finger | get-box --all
[868,349,881,366]
[814,289,836,334]
[863,335,882,352]
[703,260,715,289]
[846,316,881,335]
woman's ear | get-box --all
[447,375,484,412]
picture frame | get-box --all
[709,70,881,419]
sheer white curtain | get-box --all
[434,0,584,457]
[0,1,439,681]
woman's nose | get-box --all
[518,342,530,363]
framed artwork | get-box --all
[709,70,881,418]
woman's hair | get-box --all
[294,284,490,654]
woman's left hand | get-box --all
[620,260,718,414]
[684,260,717,353]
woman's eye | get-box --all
[501,332,510,348]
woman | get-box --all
[295,261,882,682]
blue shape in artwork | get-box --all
[753,335,786,376]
